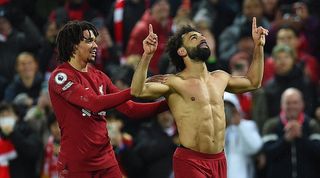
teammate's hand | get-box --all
[143,24,158,55]
[146,74,169,84]
[252,17,269,46]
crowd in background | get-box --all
[0,0,320,178]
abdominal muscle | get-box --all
[169,98,226,154]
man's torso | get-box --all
[166,71,229,154]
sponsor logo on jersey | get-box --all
[62,81,73,91]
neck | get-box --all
[21,76,34,88]
[183,58,208,78]
[69,57,88,72]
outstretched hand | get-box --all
[252,17,269,46]
[143,24,158,55]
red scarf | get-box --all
[280,111,305,126]
[41,136,59,178]
[114,0,125,48]
[0,138,17,178]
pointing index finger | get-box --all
[252,17,257,32]
[149,24,153,35]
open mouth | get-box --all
[90,49,97,58]
[199,41,209,48]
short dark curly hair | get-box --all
[166,26,198,72]
[56,21,99,63]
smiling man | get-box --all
[131,17,268,178]
[48,21,168,178]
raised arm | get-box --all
[131,24,170,99]
[226,17,269,93]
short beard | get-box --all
[185,44,211,62]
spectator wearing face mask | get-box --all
[0,102,43,178]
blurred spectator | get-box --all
[0,6,42,83]
[263,25,319,85]
[107,116,133,178]
[110,65,134,90]
[315,106,320,126]
[49,0,99,25]
[265,2,320,56]
[264,44,316,118]
[106,0,146,55]
[219,0,270,65]
[41,113,60,178]
[128,111,178,178]
[0,75,6,101]
[236,25,255,58]
[192,0,237,56]
[224,92,262,178]
[159,3,194,74]
[229,51,268,131]
[91,17,121,71]
[261,88,320,178]
[88,0,115,18]
[24,85,53,143]
[0,102,43,178]
[4,52,44,105]
[126,0,172,74]
[262,0,280,22]
[292,2,320,60]
[195,17,219,71]
[37,21,60,76]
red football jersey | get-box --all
[49,63,167,172]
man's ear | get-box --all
[177,47,187,57]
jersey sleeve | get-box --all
[100,71,169,119]
[49,70,132,113]
[116,99,168,119]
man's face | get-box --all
[75,30,98,63]
[277,29,298,49]
[0,17,11,36]
[231,59,249,76]
[151,0,170,21]
[16,54,38,79]
[243,0,263,19]
[274,51,294,76]
[282,91,304,120]
[182,31,211,62]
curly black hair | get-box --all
[166,26,198,72]
[56,21,99,63]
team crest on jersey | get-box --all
[55,72,67,85]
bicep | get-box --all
[139,82,170,99]
[226,76,256,93]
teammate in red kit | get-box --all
[48,21,167,178]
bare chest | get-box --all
[173,78,224,105]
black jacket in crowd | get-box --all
[124,120,177,178]
[0,120,43,178]
[262,115,320,178]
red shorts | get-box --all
[58,165,122,178]
[173,147,227,178]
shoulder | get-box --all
[48,65,78,91]
[307,117,320,133]
[240,119,258,128]
[262,117,280,135]
[210,70,231,81]
[210,70,230,76]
